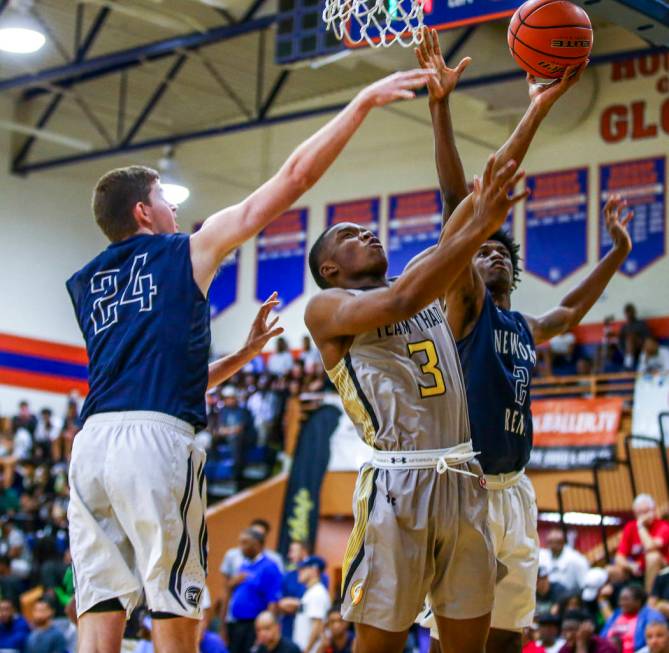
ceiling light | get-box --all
[158,146,190,205]
[0,26,45,53]
[161,183,190,205]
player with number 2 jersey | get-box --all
[415,30,633,653]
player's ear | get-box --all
[319,260,338,283]
[132,200,152,230]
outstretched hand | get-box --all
[604,193,633,254]
[528,62,587,112]
[245,292,284,354]
[415,27,471,102]
[472,154,529,234]
[358,68,438,108]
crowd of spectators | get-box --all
[200,337,328,498]
[524,493,669,653]
[535,303,669,379]
[1,315,669,652]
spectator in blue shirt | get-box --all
[0,598,31,652]
[24,599,67,653]
[228,529,282,653]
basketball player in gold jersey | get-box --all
[305,154,528,653]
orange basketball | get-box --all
[507,0,593,79]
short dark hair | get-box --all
[35,597,55,611]
[244,528,265,546]
[250,518,270,534]
[309,226,336,289]
[624,582,646,604]
[93,165,159,242]
[487,229,521,290]
[563,609,591,624]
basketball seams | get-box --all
[509,0,592,78]
[516,23,592,29]
[509,28,591,60]
[519,0,564,22]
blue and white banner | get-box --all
[600,157,666,276]
[256,208,308,309]
[387,189,442,277]
[326,197,380,235]
[209,250,239,317]
[525,168,589,285]
[192,222,238,317]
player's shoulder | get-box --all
[305,288,357,322]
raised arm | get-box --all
[524,195,633,345]
[207,293,283,389]
[189,69,436,293]
[307,156,528,366]
[417,29,586,222]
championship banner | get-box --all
[387,189,442,277]
[528,397,624,470]
[326,197,380,235]
[256,208,308,310]
[632,372,669,442]
[600,157,666,276]
[278,403,341,556]
[192,222,238,317]
[525,168,589,284]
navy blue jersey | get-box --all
[66,233,210,429]
[457,291,536,475]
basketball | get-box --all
[507,0,593,79]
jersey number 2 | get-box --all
[408,339,447,398]
[91,253,157,334]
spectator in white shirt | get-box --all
[638,337,669,375]
[267,338,294,377]
[300,336,323,375]
[290,556,330,653]
[539,529,590,594]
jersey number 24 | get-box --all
[408,339,446,398]
[90,253,158,334]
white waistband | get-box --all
[483,469,525,490]
[84,411,195,436]
[371,442,480,478]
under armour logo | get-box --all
[390,457,407,464]
[386,493,396,506]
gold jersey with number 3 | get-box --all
[326,293,471,452]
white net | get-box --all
[322,0,425,48]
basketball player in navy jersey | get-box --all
[65,68,438,653]
[306,155,528,653]
[415,30,633,653]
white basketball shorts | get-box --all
[68,411,207,619]
[422,470,539,636]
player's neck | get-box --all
[340,274,388,290]
[490,288,511,310]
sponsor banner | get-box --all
[278,403,341,556]
[528,397,624,469]
[599,157,666,276]
[387,189,442,277]
[632,372,669,442]
[326,197,380,235]
[525,168,589,284]
[256,208,308,309]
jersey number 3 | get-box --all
[91,253,158,334]
[408,339,447,398]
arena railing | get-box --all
[531,371,636,400]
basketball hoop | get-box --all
[322,0,426,48]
